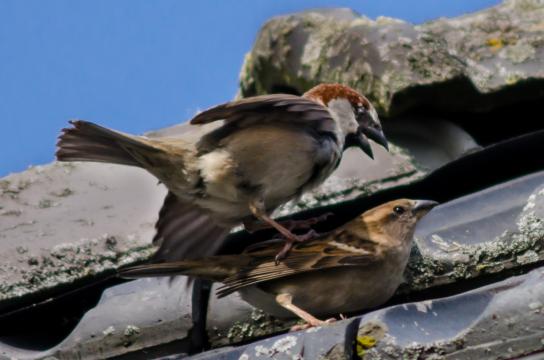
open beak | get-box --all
[362,127,389,151]
[350,132,374,159]
[413,200,439,217]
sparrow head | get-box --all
[359,199,438,244]
[304,83,388,159]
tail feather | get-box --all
[56,120,160,167]
[118,259,236,282]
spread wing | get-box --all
[216,233,379,298]
[190,94,337,152]
[152,191,230,261]
[191,94,332,125]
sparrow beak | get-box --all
[412,200,439,216]
[361,127,389,151]
[349,132,374,159]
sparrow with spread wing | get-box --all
[56,84,388,262]
[119,199,437,328]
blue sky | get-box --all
[0,0,500,176]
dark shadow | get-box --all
[0,273,126,351]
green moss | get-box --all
[210,309,294,347]
[357,336,377,357]
[403,191,544,292]
[0,236,155,302]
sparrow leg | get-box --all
[282,212,333,230]
[275,293,336,331]
[274,230,318,264]
[248,199,319,262]
[243,212,333,233]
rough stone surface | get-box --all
[403,170,544,292]
[363,267,544,360]
[239,0,544,116]
[0,162,163,308]
[0,277,193,360]
[207,291,295,347]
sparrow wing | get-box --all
[123,226,381,296]
[152,191,230,261]
[216,232,380,297]
[190,95,336,152]
[191,94,332,126]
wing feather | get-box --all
[216,239,377,297]
[152,191,230,261]
[190,94,338,155]
[191,94,335,132]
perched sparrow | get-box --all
[119,199,438,328]
[56,84,388,261]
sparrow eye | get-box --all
[393,206,405,215]
[356,106,366,115]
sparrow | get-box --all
[119,199,438,328]
[56,83,388,262]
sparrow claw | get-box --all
[275,242,294,265]
[290,323,312,332]
[289,317,337,332]
[275,230,320,265]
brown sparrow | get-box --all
[119,199,437,328]
[119,199,438,326]
[56,84,388,262]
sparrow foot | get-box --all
[275,229,319,264]
[281,212,333,231]
[290,317,337,332]
[244,212,333,233]
[275,293,337,331]
[248,199,321,263]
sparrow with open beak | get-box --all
[56,84,388,262]
[120,199,438,328]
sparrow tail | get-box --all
[118,259,235,282]
[56,120,161,167]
